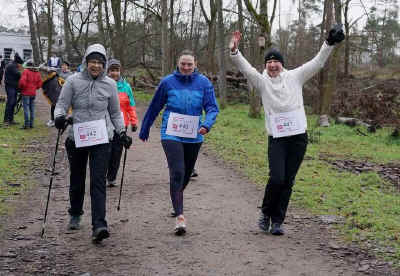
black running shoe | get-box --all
[92,227,110,243]
[270,223,284,235]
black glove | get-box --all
[326,24,345,46]
[119,131,132,149]
[131,124,137,132]
[54,115,66,130]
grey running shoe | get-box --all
[67,216,81,230]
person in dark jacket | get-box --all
[41,68,63,127]
[139,49,219,236]
[0,55,6,86]
[54,43,132,243]
[18,61,42,129]
[3,53,23,126]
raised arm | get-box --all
[291,24,345,84]
[229,31,266,93]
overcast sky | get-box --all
[0,0,371,31]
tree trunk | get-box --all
[189,0,197,49]
[33,8,44,62]
[216,0,226,109]
[27,0,40,65]
[199,0,217,75]
[236,0,244,51]
[243,0,277,118]
[318,0,342,126]
[97,0,107,48]
[62,0,72,62]
[161,0,169,76]
[47,0,54,60]
[169,0,175,71]
[111,0,124,64]
[344,0,350,77]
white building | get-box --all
[0,32,32,61]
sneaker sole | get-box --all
[92,229,110,243]
[67,225,80,230]
[270,230,284,236]
[174,227,186,236]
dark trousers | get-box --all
[261,133,308,224]
[3,85,17,123]
[50,105,55,121]
[107,132,123,182]
[161,140,202,216]
[65,138,111,230]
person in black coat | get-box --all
[3,53,23,126]
[0,55,6,86]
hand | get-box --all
[198,127,208,135]
[326,24,345,45]
[229,31,242,52]
[54,115,66,130]
[119,131,132,149]
[131,124,137,132]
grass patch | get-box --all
[205,103,400,264]
[0,102,48,219]
[133,89,155,104]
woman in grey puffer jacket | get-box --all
[54,43,132,243]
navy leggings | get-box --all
[161,140,202,216]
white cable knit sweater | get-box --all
[230,42,334,135]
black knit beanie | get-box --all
[86,52,106,65]
[264,49,284,66]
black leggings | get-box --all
[161,140,202,216]
[261,133,308,224]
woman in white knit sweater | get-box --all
[229,26,344,235]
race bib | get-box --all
[73,119,109,148]
[166,112,200,138]
[270,109,306,138]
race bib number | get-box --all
[270,109,306,138]
[166,112,200,138]
[73,119,109,148]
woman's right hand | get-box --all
[229,31,242,52]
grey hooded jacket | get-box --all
[54,43,124,141]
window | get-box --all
[23,49,32,60]
[3,48,12,60]
[58,39,63,46]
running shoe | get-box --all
[175,215,186,236]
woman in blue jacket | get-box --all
[139,50,219,236]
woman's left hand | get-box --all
[199,127,208,135]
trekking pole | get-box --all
[41,118,71,237]
[117,147,128,211]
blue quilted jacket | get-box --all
[139,69,219,143]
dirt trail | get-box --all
[0,92,397,276]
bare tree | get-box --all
[243,0,278,118]
[216,0,227,108]
[47,0,55,60]
[55,0,73,61]
[199,0,217,75]
[161,0,169,75]
[318,0,342,126]
[27,0,41,64]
